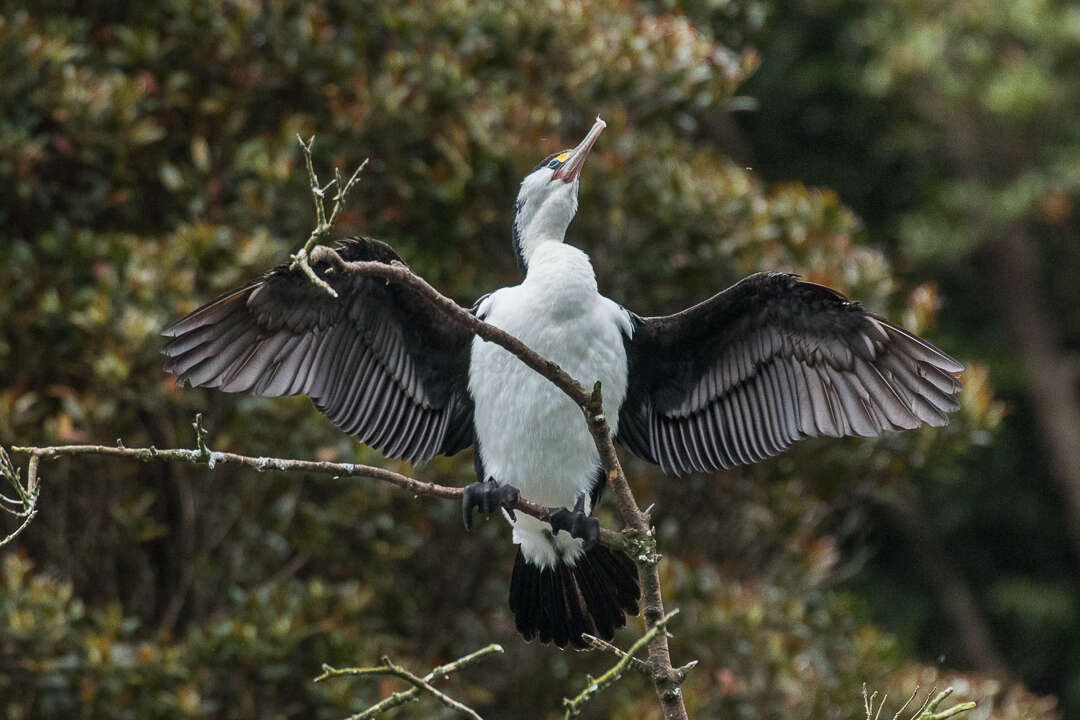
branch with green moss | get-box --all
[563,609,681,718]
[864,684,977,720]
[315,643,504,720]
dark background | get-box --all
[1,0,1075,717]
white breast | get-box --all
[468,243,631,517]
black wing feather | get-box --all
[162,237,474,463]
[618,272,963,475]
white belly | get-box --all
[469,288,628,509]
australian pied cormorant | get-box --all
[161,118,963,648]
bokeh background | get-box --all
[1,0,1077,717]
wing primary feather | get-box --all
[261,334,312,397]
[681,416,708,473]
[826,364,877,436]
[306,326,346,400]
[852,358,919,430]
[880,354,960,415]
[712,403,736,469]
[287,331,319,396]
[375,394,413,457]
[700,405,723,469]
[788,359,817,436]
[753,374,783,455]
[661,417,684,475]
[765,361,795,444]
[319,331,362,413]
[817,367,849,436]
[918,363,964,394]
[769,360,798,442]
[739,383,768,461]
[794,362,829,436]
[161,287,253,337]
[723,394,751,465]
[326,336,371,425]
[883,323,964,373]
[740,385,765,463]
[345,357,388,435]
[229,333,293,394]
[162,312,246,358]
[368,383,410,450]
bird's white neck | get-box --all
[522,242,599,317]
[512,178,580,271]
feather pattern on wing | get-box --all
[161,237,474,463]
[618,272,964,475]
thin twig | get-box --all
[0,447,39,548]
[893,685,920,720]
[581,634,653,676]
[8,438,621,549]
[563,610,679,718]
[912,688,976,720]
[316,644,503,720]
[289,134,368,299]
[864,684,976,720]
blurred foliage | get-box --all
[722,0,1080,713]
[0,0,1061,717]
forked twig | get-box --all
[315,644,503,720]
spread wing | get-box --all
[617,272,964,475]
[162,237,474,463]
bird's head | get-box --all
[511,117,606,273]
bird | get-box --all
[161,117,963,649]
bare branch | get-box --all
[8,429,622,550]
[288,135,368,299]
[563,610,679,718]
[0,447,39,549]
[581,634,653,676]
[316,644,503,720]
[893,686,920,720]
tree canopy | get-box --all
[0,0,1071,717]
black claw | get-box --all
[549,494,600,551]
[462,478,520,531]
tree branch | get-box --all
[581,633,654,676]
[315,643,504,720]
[289,135,367,298]
[563,609,679,718]
[0,447,39,549]
[863,685,977,720]
[6,432,622,550]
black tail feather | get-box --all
[509,545,640,649]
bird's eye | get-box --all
[530,151,573,174]
[547,151,571,169]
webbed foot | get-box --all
[549,494,600,550]
[462,477,520,531]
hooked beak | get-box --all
[552,116,606,183]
